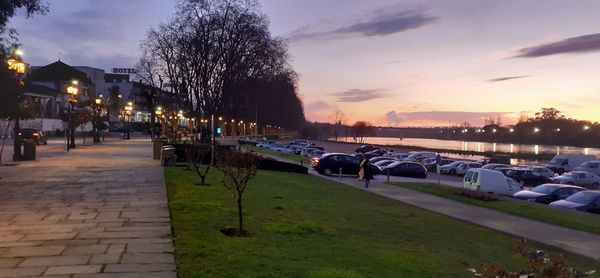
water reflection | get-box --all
[333,137,600,157]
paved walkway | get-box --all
[261,153,600,261]
[0,138,175,277]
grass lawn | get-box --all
[389,182,600,236]
[166,168,600,277]
[243,145,310,164]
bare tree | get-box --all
[216,150,259,237]
[352,121,375,144]
[139,0,291,121]
[329,108,346,141]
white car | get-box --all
[439,161,466,175]
[528,166,556,178]
[552,171,600,189]
[481,163,509,170]
[573,160,600,176]
[464,169,522,196]
[403,152,437,162]
[256,140,277,148]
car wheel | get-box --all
[592,182,599,190]
[557,168,565,175]
[449,169,456,175]
[324,168,333,176]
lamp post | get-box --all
[93,98,102,143]
[7,48,26,160]
[66,80,79,151]
[125,102,133,140]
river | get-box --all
[333,137,600,158]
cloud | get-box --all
[384,110,512,126]
[288,5,437,42]
[485,75,529,83]
[330,89,391,103]
[513,33,600,58]
[305,101,331,111]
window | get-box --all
[472,172,479,183]
[561,159,569,166]
[464,171,474,182]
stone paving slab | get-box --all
[0,138,176,277]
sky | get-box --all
[9,0,600,127]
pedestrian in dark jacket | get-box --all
[359,158,374,188]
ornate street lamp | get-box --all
[7,48,27,160]
[92,98,102,143]
[124,101,133,140]
[66,80,79,150]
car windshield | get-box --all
[549,157,564,165]
[531,185,558,194]
[565,192,597,204]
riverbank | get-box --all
[314,139,555,163]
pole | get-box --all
[211,114,215,166]
[12,118,21,160]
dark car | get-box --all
[512,184,585,204]
[20,128,48,145]
[382,161,427,179]
[506,168,552,187]
[549,191,600,214]
[355,145,378,154]
[365,149,387,157]
[311,153,361,176]
[369,156,389,164]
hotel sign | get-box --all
[112,68,137,74]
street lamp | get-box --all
[6,48,27,160]
[124,102,133,140]
[533,127,540,133]
[92,98,102,143]
[583,125,590,131]
[66,80,79,151]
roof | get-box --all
[28,61,93,85]
[25,83,63,97]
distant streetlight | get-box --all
[533,127,540,133]
[583,125,590,131]
[492,128,497,133]
[554,128,561,132]
[66,80,79,151]
[509,128,514,133]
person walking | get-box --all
[359,158,374,188]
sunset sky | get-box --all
[9,0,600,127]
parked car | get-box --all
[256,140,277,148]
[549,191,600,214]
[423,158,454,171]
[512,184,585,204]
[403,152,436,162]
[369,156,389,164]
[552,171,600,189]
[382,161,427,179]
[545,155,597,175]
[439,161,466,175]
[373,159,397,168]
[20,128,48,145]
[495,167,513,176]
[463,169,522,196]
[385,152,410,160]
[455,162,482,176]
[302,146,324,157]
[527,166,556,178]
[481,163,510,170]
[506,168,553,187]
[573,160,600,176]
[355,145,378,154]
[311,153,361,176]
[308,150,326,159]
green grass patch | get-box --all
[243,145,310,164]
[389,182,600,236]
[166,168,599,277]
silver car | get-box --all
[552,171,600,189]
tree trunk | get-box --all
[237,195,243,237]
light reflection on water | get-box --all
[334,137,600,158]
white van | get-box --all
[463,169,522,196]
[545,155,597,175]
[573,160,600,176]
